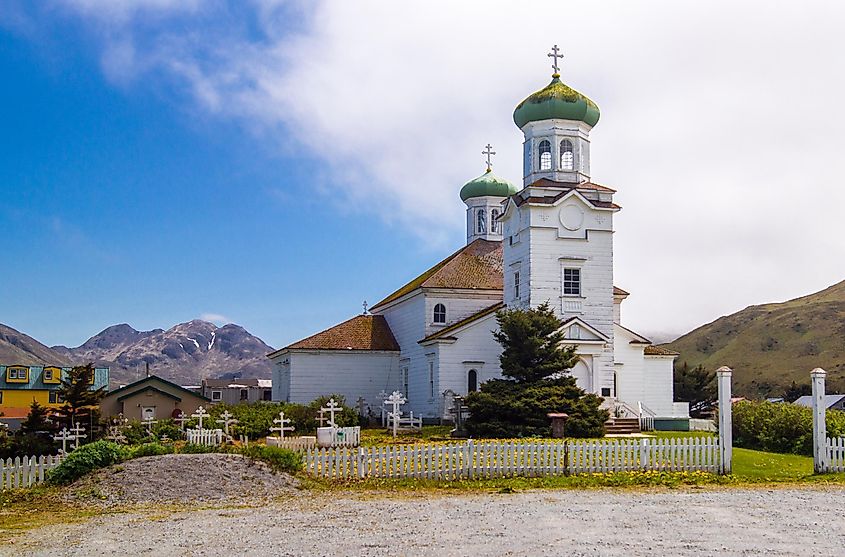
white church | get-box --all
[269,50,688,427]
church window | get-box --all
[401,366,409,397]
[563,268,581,296]
[491,209,501,233]
[468,369,478,393]
[539,140,551,170]
[429,362,435,399]
[433,303,446,324]
[514,271,521,299]
[476,209,486,234]
[570,324,581,340]
[560,139,574,170]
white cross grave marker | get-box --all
[192,406,210,430]
[53,427,75,454]
[105,419,127,444]
[216,410,239,439]
[386,391,407,438]
[320,398,341,428]
[270,411,295,440]
[71,422,86,450]
[143,416,158,437]
[174,411,189,431]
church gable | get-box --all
[371,239,504,311]
[560,317,609,343]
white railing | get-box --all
[266,436,317,450]
[186,428,224,446]
[827,437,845,473]
[1,455,63,490]
[303,437,722,480]
[638,402,657,432]
[316,426,361,448]
[386,412,423,430]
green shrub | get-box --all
[129,443,174,459]
[239,445,303,474]
[733,401,845,455]
[47,441,129,485]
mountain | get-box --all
[0,324,73,367]
[665,280,845,398]
[2,320,275,386]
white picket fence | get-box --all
[266,436,317,450]
[186,428,224,446]
[316,426,361,448]
[303,437,722,480]
[826,437,845,473]
[1,455,63,490]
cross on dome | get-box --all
[547,44,563,76]
[482,143,496,172]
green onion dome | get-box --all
[459,169,518,202]
[513,73,600,129]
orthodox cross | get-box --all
[320,398,342,428]
[105,420,127,444]
[548,44,563,75]
[192,406,210,430]
[482,144,496,172]
[356,397,367,417]
[142,416,158,436]
[362,300,369,315]
[174,411,189,431]
[386,390,406,438]
[449,396,470,429]
[53,427,75,454]
[270,411,294,439]
[70,423,86,450]
[317,409,327,428]
[216,410,239,438]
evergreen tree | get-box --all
[673,362,716,417]
[465,303,608,438]
[783,381,811,403]
[55,364,107,431]
[20,400,54,434]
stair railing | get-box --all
[637,401,656,432]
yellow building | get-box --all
[0,365,109,427]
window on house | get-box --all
[476,208,486,234]
[514,271,521,299]
[44,369,53,381]
[263,389,272,401]
[211,390,222,402]
[240,389,248,401]
[49,391,58,404]
[563,268,581,296]
[539,140,551,170]
[0,392,3,404]
[468,369,478,393]
[601,387,612,397]
[429,362,435,399]
[560,139,574,170]
[491,208,501,234]
[433,303,446,324]
[9,367,28,381]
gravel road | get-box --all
[6,487,845,556]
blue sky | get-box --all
[2,1,845,349]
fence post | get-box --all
[811,367,828,473]
[716,366,732,475]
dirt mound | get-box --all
[65,453,300,507]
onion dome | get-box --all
[513,73,600,129]
[459,169,518,202]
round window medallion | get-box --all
[559,204,584,231]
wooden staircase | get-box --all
[604,417,641,435]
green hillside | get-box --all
[664,280,845,398]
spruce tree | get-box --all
[20,400,54,434]
[55,364,107,431]
[673,362,716,417]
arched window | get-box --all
[560,139,574,170]
[433,303,446,324]
[468,369,478,393]
[476,209,486,234]
[539,140,551,170]
[491,208,500,234]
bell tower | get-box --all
[459,144,517,244]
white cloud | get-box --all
[35,1,845,337]
[200,313,230,325]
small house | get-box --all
[201,378,272,404]
[793,394,845,411]
[100,375,210,421]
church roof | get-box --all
[513,75,600,129]
[613,286,629,296]
[513,180,621,210]
[420,302,505,344]
[279,315,400,352]
[370,239,504,311]
[644,345,680,356]
[460,169,518,201]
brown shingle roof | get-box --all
[613,286,629,296]
[529,177,617,193]
[644,345,680,356]
[282,315,400,352]
[371,239,503,310]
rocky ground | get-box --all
[63,453,301,507]
[5,486,845,556]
